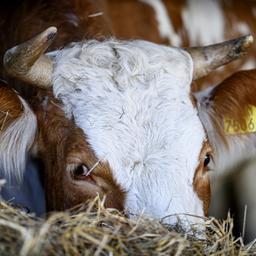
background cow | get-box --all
[1,0,256,240]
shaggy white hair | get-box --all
[0,96,37,181]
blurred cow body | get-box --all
[0,0,256,233]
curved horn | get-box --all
[186,35,254,80]
[3,27,57,88]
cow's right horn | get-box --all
[186,35,254,80]
[3,27,57,88]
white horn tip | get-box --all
[47,26,57,34]
[244,35,254,48]
[42,27,58,42]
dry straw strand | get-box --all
[0,198,255,256]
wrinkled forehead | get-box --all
[51,39,200,157]
[51,39,193,98]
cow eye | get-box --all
[73,164,89,177]
[204,154,210,167]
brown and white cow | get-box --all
[1,0,256,229]
[105,0,256,90]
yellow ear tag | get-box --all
[224,105,256,135]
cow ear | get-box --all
[0,82,37,181]
[195,69,256,171]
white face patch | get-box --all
[52,39,206,226]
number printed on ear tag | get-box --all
[224,105,256,135]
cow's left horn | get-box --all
[186,35,254,80]
[3,27,57,88]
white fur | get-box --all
[182,0,225,45]
[235,22,251,35]
[241,59,256,70]
[52,39,206,226]
[140,0,181,46]
[0,96,37,181]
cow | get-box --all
[104,0,256,91]
[0,0,256,230]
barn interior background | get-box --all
[0,0,256,254]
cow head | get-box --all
[1,27,254,228]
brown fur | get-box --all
[210,69,256,144]
[193,141,212,216]
[105,0,169,44]
[0,81,23,131]
[33,91,125,211]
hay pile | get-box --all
[0,197,255,256]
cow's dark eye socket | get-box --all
[204,154,211,167]
[73,164,89,177]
